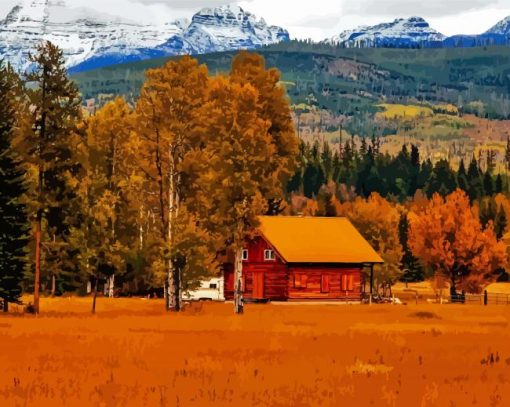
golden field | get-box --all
[1,298,510,406]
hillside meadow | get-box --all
[1,298,510,406]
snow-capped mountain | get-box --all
[327,15,510,49]
[486,16,510,35]
[328,17,445,48]
[183,6,289,54]
[441,16,510,48]
[0,1,289,73]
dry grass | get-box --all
[1,297,510,406]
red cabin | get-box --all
[224,216,383,302]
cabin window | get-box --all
[341,274,354,291]
[264,250,276,261]
[321,274,330,293]
[242,249,249,261]
[209,283,217,289]
[294,274,308,289]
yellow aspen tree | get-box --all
[133,56,210,312]
[188,75,292,314]
[70,98,139,312]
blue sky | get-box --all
[1,0,510,40]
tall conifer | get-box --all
[0,62,29,312]
[16,42,82,313]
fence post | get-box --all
[484,290,488,306]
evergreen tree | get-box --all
[398,213,423,282]
[418,159,433,191]
[467,156,483,202]
[483,171,494,196]
[331,150,341,184]
[495,205,507,240]
[303,163,320,198]
[495,173,504,194]
[321,141,333,182]
[425,159,457,197]
[0,62,29,312]
[408,144,421,196]
[16,42,83,313]
[359,137,368,157]
[457,159,469,193]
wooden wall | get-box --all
[288,265,362,301]
[224,236,364,302]
[224,236,286,300]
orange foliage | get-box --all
[336,193,403,289]
[409,190,507,293]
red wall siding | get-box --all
[224,237,363,301]
[243,236,284,264]
[224,236,286,300]
[288,266,362,300]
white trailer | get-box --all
[182,277,225,301]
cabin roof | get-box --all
[257,216,384,264]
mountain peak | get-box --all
[185,5,289,54]
[3,0,50,26]
[328,16,445,47]
[486,16,510,35]
[0,1,289,72]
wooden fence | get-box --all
[451,291,510,305]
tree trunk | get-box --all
[167,144,180,312]
[450,272,457,297]
[92,274,99,314]
[108,274,115,298]
[2,299,8,313]
[51,274,56,297]
[164,280,169,309]
[171,265,181,312]
[234,246,244,314]
[34,215,42,314]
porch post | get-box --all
[369,264,374,296]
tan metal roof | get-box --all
[258,216,384,264]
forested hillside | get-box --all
[73,43,510,122]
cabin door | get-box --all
[252,272,265,299]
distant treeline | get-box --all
[288,137,508,202]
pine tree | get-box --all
[0,62,29,312]
[467,156,483,202]
[483,171,494,196]
[495,173,504,194]
[425,160,457,197]
[457,159,469,193]
[495,205,507,240]
[398,212,423,283]
[409,144,421,195]
[360,137,368,157]
[15,42,82,313]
